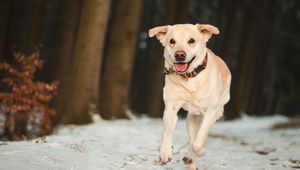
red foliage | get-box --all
[0,51,58,140]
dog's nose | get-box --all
[174,51,186,62]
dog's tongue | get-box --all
[174,63,188,72]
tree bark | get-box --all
[61,0,110,124]
[51,0,81,125]
[100,0,143,119]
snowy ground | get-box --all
[0,115,299,170]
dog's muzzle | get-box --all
[173,56,196,73]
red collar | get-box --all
[164,53,208,79]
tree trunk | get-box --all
[2,1,32,60]
[129,0,165,116]
[26,0,44,53]
[217,0,241,119]
[232,0,264,117]
[61,0,110,124]
[247,0,277,115]
[51,0,81,125]
[100,0,143,119]
[0,0,10,57]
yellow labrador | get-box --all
[149,24,231,170]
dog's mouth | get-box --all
[174,57,195,73]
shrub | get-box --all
[0,51,58,140]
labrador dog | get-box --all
[149,24,231,170]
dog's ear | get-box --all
[196,24,219,42]
[148,25,169,44]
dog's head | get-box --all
[149,24,219,73]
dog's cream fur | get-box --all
[149,24,231,170]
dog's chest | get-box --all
[180,75,207,93]
[182,103,207,114]
[181,90,209,114]
[180,79,211,114]
[165,74,214,113]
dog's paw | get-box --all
[184,156,197,170]
[182,156,193,164]
[188,166,198,170]
[183,154,198,170]
[159,146,172,164]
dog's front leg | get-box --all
[159,102,181,164]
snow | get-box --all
[0,115,299,170]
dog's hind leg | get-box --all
[183,114,203,169]
[186,114,202,145]
[192,108,223,154]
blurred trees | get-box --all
[0,0,9,52]
[0,0,299,127]
[100,0,143,119]
[26,0,44,52]
[49,0,81,124]
[59,0,110,124]
[185,0,300,118]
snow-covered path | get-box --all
[0,116,299,170]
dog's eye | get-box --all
[188,38,195,45]
[169,39,176,45]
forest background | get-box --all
[0,0,299,132]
